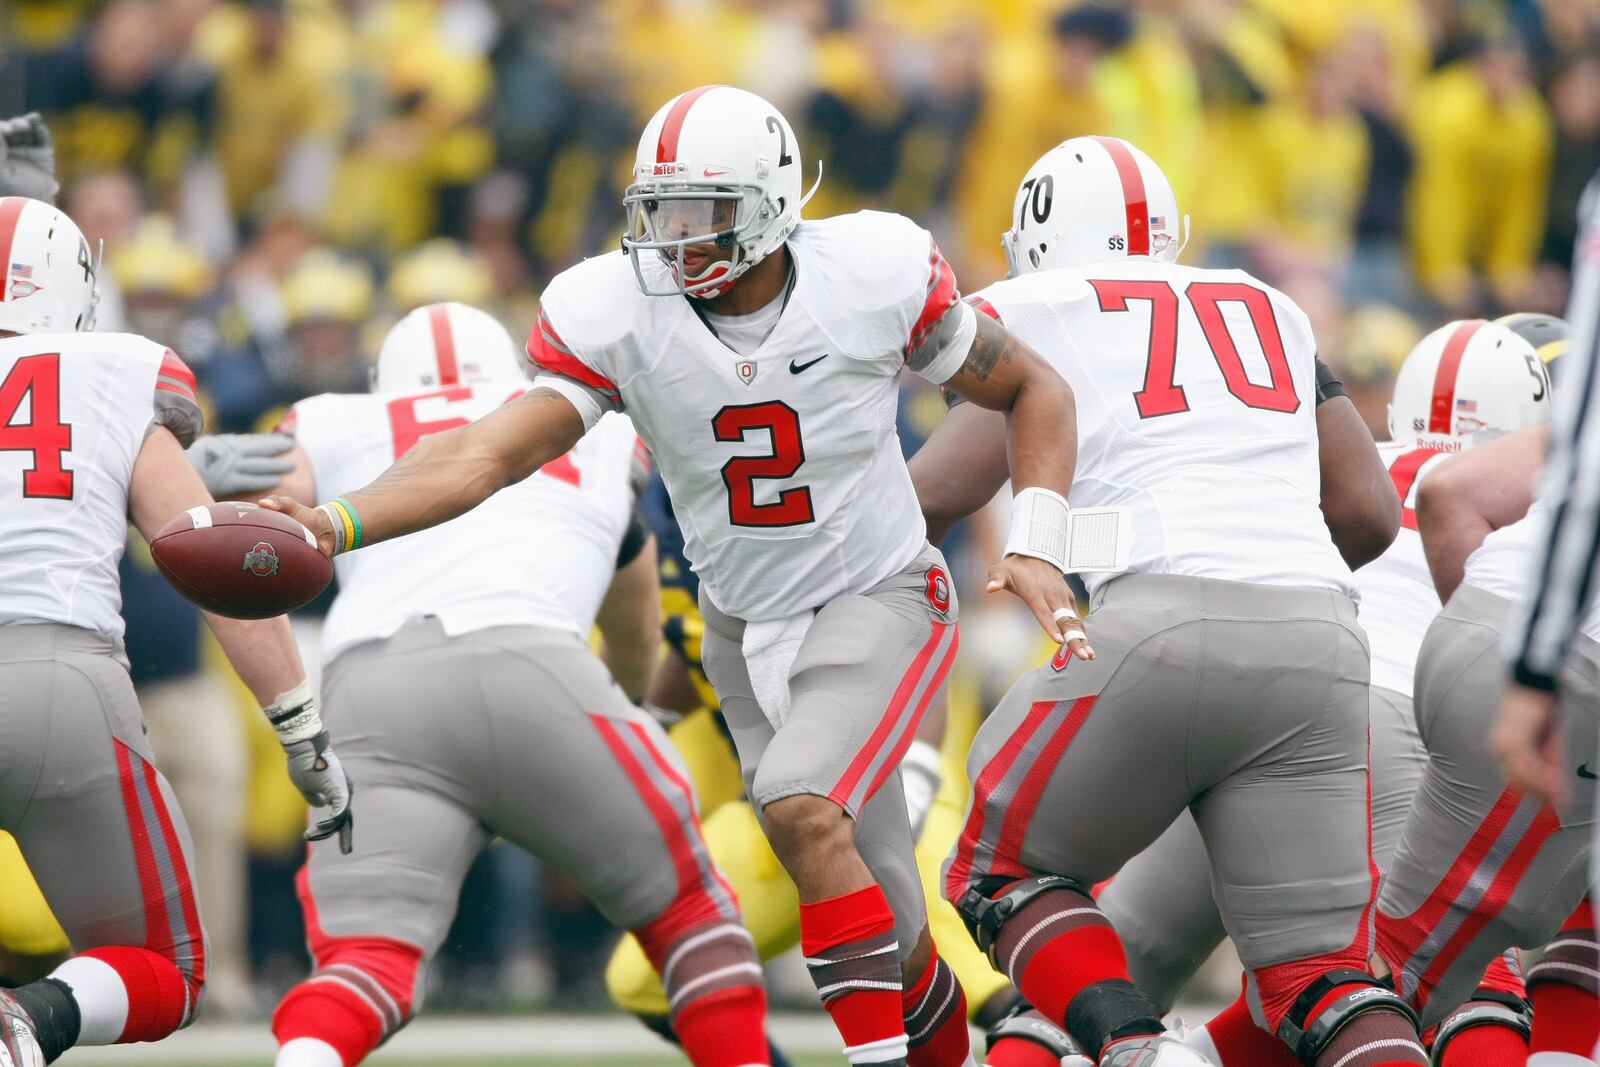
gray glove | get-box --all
[187,433,296,496]
[266,683,354,854]
[0,113,59,202]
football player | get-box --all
[913,136,1428,1067]
[261,85,1083,1067]
[1091,316,1559,1066]
[191,301,771,1067]
[0,195,352,1067]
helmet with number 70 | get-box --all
[1387,319,1551,450]
[0,196,98,335]
[622,85,816,300]
[1002,136,1183,278]
[374,302,523,393]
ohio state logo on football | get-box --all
[924,565,951,615]
[243,542,281,577]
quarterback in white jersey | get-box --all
[191,301,773,1067]
[0,195,350,1067]
[263,86,1081,1067]
[916,137,1429,1067]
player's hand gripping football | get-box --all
[265,682,355,853]
[261,496,337,558]
[989,554,1094,661]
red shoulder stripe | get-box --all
[156,349,198,401]
[966,295,1002,323]
[526,313,620,398]
[906,240,960,360]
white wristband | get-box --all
[264,680,323,743]
[1005,486,1070,573]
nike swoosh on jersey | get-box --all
[789,354,828,374]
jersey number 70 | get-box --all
[1090,279,1300,418]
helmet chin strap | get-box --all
[799,160,823,211]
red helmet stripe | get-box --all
[1428,319,1486,435]
[1093,137,1149,257]
[656,85,721,164]
[426,304,460,385]
[0,198,28,303]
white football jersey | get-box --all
[286,379,642,665]
[0,331,202,640]
[1357,443,1455,696]
[1464,498,1600,641]
[971,260,1356,601]
[530,211,977,622]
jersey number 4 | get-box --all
[0,353,74,499]
[1090,279,1300,419]
[713,401,815,528]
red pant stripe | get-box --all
[830,621,955,812]
[946,698,1070,902]
[858,625,961,810]
[113,742,174,961]
[1396,788,1523,937]
[626,719,739,910]
[993,696,1096,875]
[136,754,206,992]
[1416,802,1560,1003]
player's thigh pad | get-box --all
[461,624,737,932]
[1381,589,1599,1024]
[0,625,206,982]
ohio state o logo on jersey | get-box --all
[924,565,951,615]
[1050,641,1073,672]
[243,542,281,577]
[736,360,757,385]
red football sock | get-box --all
[1204,990,1298,1067]
[800,885,907,1063]
[272,981,383,1067]
[902,947,970,1067]
[983,1035,1059,1067]
[674,985,772,1067]
[59,946,190,1046]
[1434,1018,1526,1067]
[1530,982,1600,1057]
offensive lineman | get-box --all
[913,136,1427,1067]
[192,301,772,1067]
[1091,316,1558,1066]
[0,195,353,1066]
[261,85,1084,1067]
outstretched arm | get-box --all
[263,388,586,556]
[941,313,1090,658]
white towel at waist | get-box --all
[741,610,815,730]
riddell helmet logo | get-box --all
[924,566,951,615]
[243,542,280,577]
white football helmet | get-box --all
[374,302,523,392]
[1388,318,1551,449]
[1003,136,1184,277]
[0,196,98,335]
[622,84,819,299]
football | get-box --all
[151,502,332,619]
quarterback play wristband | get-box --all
[1005,486,1071,573]
[264,681,323,743]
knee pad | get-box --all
[1429,990,1531,1064]
[954,874,1088,964]
[1276,968,1420,1065]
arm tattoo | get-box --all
[960,314,1020,382]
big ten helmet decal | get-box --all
[375,302,524,392]
[0,196,100,334]
[1002,136,1184,277]
[622,85,820,299]
[1388,319,1551,450]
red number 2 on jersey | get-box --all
[0,353,74,499]
[385,386,581,485]
[1090,279,1300,418]
[713,401,815,527]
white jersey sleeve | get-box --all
[972,260,1356,601]
[1467,499,1600,642]
[0,332,203,640]
[1356,443,1456,697]
[288,379,640,666]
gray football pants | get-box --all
[0,623,207,1021]
[698,543,959,959]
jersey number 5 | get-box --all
[0,353,74,499]
[387,387,581,485]
[1090,279,1300,419]
[713,401,814,527]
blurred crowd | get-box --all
[3,0,1597,1020]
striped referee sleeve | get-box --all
[1513,171,1600,689]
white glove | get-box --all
[0,113,59,202]
[187,433,296,496]
[900,739,942,839]
[265,682,354,854]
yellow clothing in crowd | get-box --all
[1254,99,1369,260]
[1406,61,1552,307]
